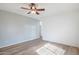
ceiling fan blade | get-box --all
[21,7,30,10]
[29,3,36,7]
[27,11,31,14]
[36,12,40,15]
[37,9,45,11]
[31,3,36,6]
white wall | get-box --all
[41,8,79,47]
[0,10,40,48]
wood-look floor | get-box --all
[0,38,79,55]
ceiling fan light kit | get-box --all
[21,3,45,15]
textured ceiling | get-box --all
[0,3,79,20]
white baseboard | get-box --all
[0,36,40,48]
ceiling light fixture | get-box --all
[21,3,45,15]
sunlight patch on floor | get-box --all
[36,43,65,55]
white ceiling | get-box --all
[0,3,79,20]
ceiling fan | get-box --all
[21,3,45,15]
